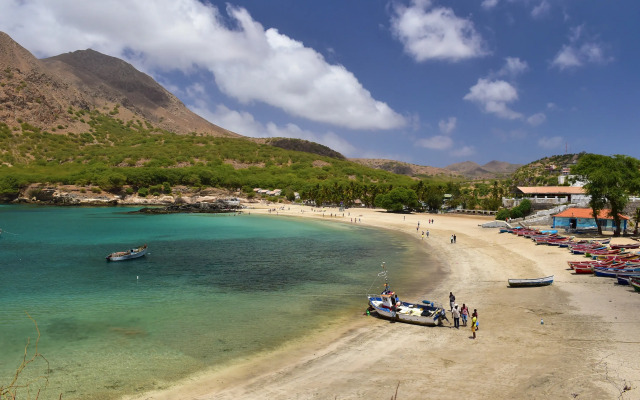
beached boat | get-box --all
[106,244,148,261]
[508,275,554,287]
[367,263,444,326]
[630,278,640,292]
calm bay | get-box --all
[0,205,430,399]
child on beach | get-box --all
[472,309,479,330]
[471,316,477,339]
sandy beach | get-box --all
[127,204,640,400]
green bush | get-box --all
[137,187,149,197]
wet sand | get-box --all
[126,205,640,400]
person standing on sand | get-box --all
[454,234,457,243]
[421,231,425,240]
[461,304,469,326]
[449,292,455,312]
[452,304,460,329]
[472,309,479,330]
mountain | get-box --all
[444,160,522,179]
[349,159,461,178]
[0,31,237,137]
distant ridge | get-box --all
[349,158,461,178]
[445,160,522,179]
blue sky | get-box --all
[2,0,639,167]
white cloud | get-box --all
[438,117,457,134]
[497,57,528,78]
[463,79,522,120]
[538,136,564,149]
[481,0,499,10]
[527,113,546,126]
[451,145,475,157]
[390,0,488,62]
[416,135,454,150]
[551,25,611,70]
[190,102,361,157]
[531,1,551,19]
[0,0,405,131]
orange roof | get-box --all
[517,186,585,195]
[553,208,629,220]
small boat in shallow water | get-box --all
[106,244,148,261]
[367,263,444,326]
[508,275,554,287]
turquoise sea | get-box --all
[0,205,434,399]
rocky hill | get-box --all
[0,31,238,137]
[349,158,461,178]
[444,160,522,179]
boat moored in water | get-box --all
[106,244,148,261]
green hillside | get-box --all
[0,107,415,205]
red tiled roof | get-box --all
[517,186,585,195]
[553,208,629,220]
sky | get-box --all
[2,0,639,167]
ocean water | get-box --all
[0,205,429,399]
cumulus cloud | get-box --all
[527,113,546,126]
[451,145,475,157]
[463,79,522,120]
[0,0,405,131]
[190,102,360,157]
[416,135,454,150]
[551,25,611,70]
[481,0,499,10]
[497,57,528,78]
[531,1,551,19]
[439,117,457,134]
[390,0,488,62]
[538,136,564,149]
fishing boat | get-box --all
[630,277,640,292]
[106,244,148,261]
[367,263,444,326]
[508,275,554,287]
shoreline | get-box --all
[124,204,640,399]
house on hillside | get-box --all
[503,186,589,208]
[552,208,629,232]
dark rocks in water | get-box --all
[134,201,242,214]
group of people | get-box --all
[447,292,478,339]
[450,234,457,243]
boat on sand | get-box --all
[367,263,444,326]
[508,275,554,287]
[106,244,148,261]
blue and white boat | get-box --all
[106,244,148,261]
[367,263,444,326]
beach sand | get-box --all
[126,205,640,400]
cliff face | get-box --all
[0,31,239,137]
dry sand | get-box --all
[127,204,640,400]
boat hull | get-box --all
[106,245,148,261]
[368,297,441,326]
[508,275,554,287]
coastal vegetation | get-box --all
[572,154,640,236]
[0,108,422,206]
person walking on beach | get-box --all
[452,304,460,329]
[426,230,429,238]
[450,235,454,244]
[454,234,457,243]
[421,231,425,240]
[449,292,455,312]
[461,304,469,326]
[471,316,477,339]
